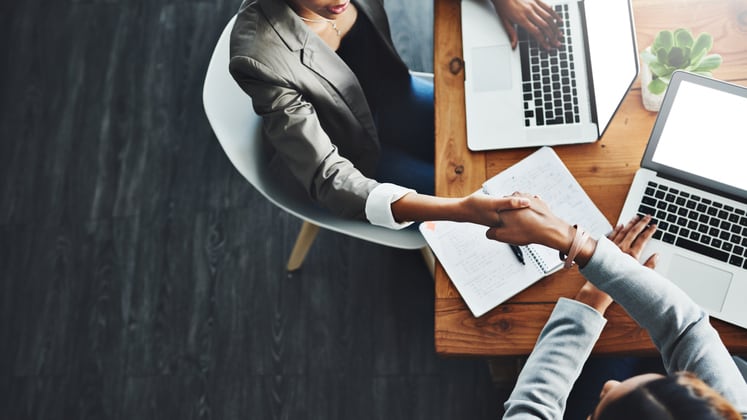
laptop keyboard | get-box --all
[636,180,747,269]
[519,4,580,127]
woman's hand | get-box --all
[491,0,563,50]
[608,214,659,268]
[484,193,572,250]
[574,215,659,315]
[456,192,531,226]
[389,191,530,227]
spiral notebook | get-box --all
[420,146,611,317]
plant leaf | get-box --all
[681,46,691,61]
[649,61,672,78]
[690,33,713,63]
[679,47,692,68]
[692,54,722,71]
[653,30,674,52]
[673,28,694,48]
[648,78,668,95]
[667,47,687,68]
[656,47,669,65]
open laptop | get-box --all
[461,0,638,150]
[618,71,747,329]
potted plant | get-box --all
[640,28,722,111]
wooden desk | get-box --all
[433,0,747,356]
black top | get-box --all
[336,7,409,118]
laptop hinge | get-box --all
[577,1,598,133]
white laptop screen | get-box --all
[643,72,747,200]
[584,0,638,135]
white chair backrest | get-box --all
[202,16,427,250]
[203,16,268,190]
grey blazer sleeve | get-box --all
[229,55,379,219]
[581,237,747,417]
[502,298,607,419]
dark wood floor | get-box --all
[0,1,511,418]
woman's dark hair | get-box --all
[596,372,741,420]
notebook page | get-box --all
[420,221,545,317]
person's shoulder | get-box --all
[231,0,305,66]
[231,2,279,58]
[229,2,299,84]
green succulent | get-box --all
[641,28,722,94]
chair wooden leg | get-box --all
[287,221,321,271]
[420,246,435,279]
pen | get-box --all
[509,244,525,265]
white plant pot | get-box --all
[640,52,665,112]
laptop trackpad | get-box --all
[471,45,512,92]
[666,255,732,313]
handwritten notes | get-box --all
[420,147,612,317]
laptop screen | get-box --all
[643,71,747,200]
[584,0,638,136]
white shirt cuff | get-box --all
[365,183,416,229]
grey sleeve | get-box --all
[580,237,747,416]
[503,298,607,420]
[229,55,379,219]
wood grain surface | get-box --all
[434,0,747,356]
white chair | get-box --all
[735,356,747,381]
[202,16,433,272]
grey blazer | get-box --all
[229,0,409,219]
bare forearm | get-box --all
[390,193,468,224]
[572,279,612,314]
[390,192,530,226]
